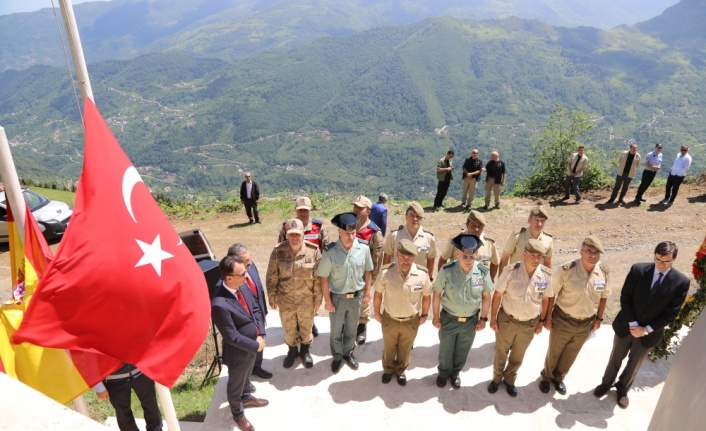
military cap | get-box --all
[331,212,358,231]
[397,239,418,257]
[467,210,487,226]
[582,236,605,253]
[524,238,547,255]
[655,143,663,148]
[295,196,312,210]
[352,195,372,209]
[407,201,424,218]
[530,206,549,219]
[285,218,304,236]
[451,233,483,254]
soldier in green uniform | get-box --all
[438,210,500,281]
[488,239,552,397]
[499,206,553,276]
[432,233,494,389]
[539,236,610,395]
[266,219,322,369]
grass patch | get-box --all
[32,187,76,206]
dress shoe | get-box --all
[245,381,256,394]
[312,323,319,337]
[605,200,614,205]
[234,415,254,431]
[283,346,299,369]
[632,199,641,205]
[487,381,499,394]
[248,220,254,224]
[561,196,570,201]
[539,380,550,393]
[343,354,359,370]
[436,375,447,388]
[331,360,342,373]
[381,373,392,384]
[255,220,262,224]
[397,375,407,386]
[252,366,273,379]
[451,376,461,389]
[356,324,367,345]
[506,384,518,397]
[594,383,610,397]
[553,380,567,395]
[640,197,647,202]
[242,397,269,408]
[618,199,626,205]
[575,199,583,204]
[617,391,629,409]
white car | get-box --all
[0,188,73,243]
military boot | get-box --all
[283,345,299,369]
[299,343,314,368]
[356,323,367,345]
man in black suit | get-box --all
[211,256,269,431]
[239,171,261,224]
[228,243,273,380]
[594,241,689,409]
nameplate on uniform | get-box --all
[534,281,548,292]
[418,245,430,253]
[410,282,423,291]
[593,281,606,291]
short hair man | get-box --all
[633,144,663,204]
[211,256,268,431]
[239,171,260,224]
[437,210,500,281]
[432,234,494,389]
[539,236,610,395]
[498,206,553,276]
[594,241,689,408]
[383,202,437,279]
[562,146,588,203]
[316,212,374,373]
[351,195,384,345]
[484,150,506,210]
[266,219,322,369]
[370,193,388,236]
[661,145,692,206]
[606,142,641,205]
[434,149,455,210]
[488,239,552,397]
[277,196,329,249]
[461,149,484,210]
[374,239,432,386]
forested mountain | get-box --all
[1,1,705,200]
[0,0,678,71]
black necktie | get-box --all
[572,156,581,173]
[652,272,663,289]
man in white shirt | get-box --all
[633,143,663,204]
[661,146,692,206]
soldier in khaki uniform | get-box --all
[374,239,432,386]
[438,210,500,280]
[266,219,322,369]
[383,202,437,277]
[499,206,553,276]
[488,239,552,397]
[352,195,384,345]
[539,236,610,395]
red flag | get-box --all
[13,99,210,387]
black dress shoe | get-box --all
[487,381,499,393]
[605,200,614,205]
[343,354,359,370]
[382,373,392,384]
[539,380,550,393]
[594,383,610,397]
[356,323,367,345]
[640,198,647,202]
[312,323,319,337]
[451,376,461,389]
[617,391,629,409]
[331,360,342,373]
[506,384,518,397]
[252,366,273,379]
[436,375,447,388]
[553,380,567,395]
[245,381,256,394]
[396,375,407,386]
[242,397,269,408]
[234,415,254,431]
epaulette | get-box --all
[393,225,404,232]
[477,262,489,275]
[484,236,495,243]
[422,227,434,236]
[512,261,522,269]
[540,265,552,275]
[311,218,323,225]
[416,265,429,273]
[304,241,318,249]
[562,260,577,271]
[367,221,381,232]
[442,260,456,269]
[542,231,553,238]
[599,262,609,274]
[519,227,527,234]
[324,242,337,251]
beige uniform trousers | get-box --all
[280,305,315,347]
[462,176,478,205]
[493,308,540,385]
[485,178,502,206]
[381,311,420,376]
[541,307,594,382]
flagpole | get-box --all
[57,0,94,103]
[0,127,26,243]
[156,383,181,431]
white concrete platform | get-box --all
[104,417,201,431]
[200,313,674,431]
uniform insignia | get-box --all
[367,221,381,232]
[477,262,489,275]
[562,260,577,270]
[425,229,434,236]
[599,262,609,274]
[518,227,527,234]
[416,265,429,273]
[540,265,552,275]
[542,231,553,238]
[304,241,318,249]
[442,261,456,269]
[324,242,336,251]
[393,225,404,232]
[512,261,522,269]
[484,236,495,243]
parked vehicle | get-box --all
[0,187,73,243]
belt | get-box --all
[442,308,478,323]
[501,308,538,323]
[555,306,594,323]
[385,311,417,322]
[331,290,362,299]
[105,370,142,381]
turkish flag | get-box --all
[13,99,210,387]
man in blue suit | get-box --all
[593,241,689,409]
[211,256,269,431]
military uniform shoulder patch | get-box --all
[562,260,577,270]
[304,241,318,249]
[542,231,553,238]
[416,265,429,273]
[540,265,552,275]
[518,227,527,234]
[512,261,522,269]
[442,260,456,269]
[422,227,434,236]
[599,262,609,274]
[477,262,489,275]
[324,242,337,251]
[392,225,404,232]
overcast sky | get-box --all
[0,0,112,16]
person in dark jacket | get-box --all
[239,171,260,224]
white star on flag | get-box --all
[135,235,174,276]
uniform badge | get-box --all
[534,280,548,293]
[594,280,606,291]
[417,245,430,253]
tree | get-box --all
[515,103,609,196]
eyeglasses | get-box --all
[654,255,674,265]
[229,270,247,277]
[581,248,601,257]
[460,253,476,261]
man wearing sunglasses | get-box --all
[432,233,493,389]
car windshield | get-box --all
[0,190,49,212]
